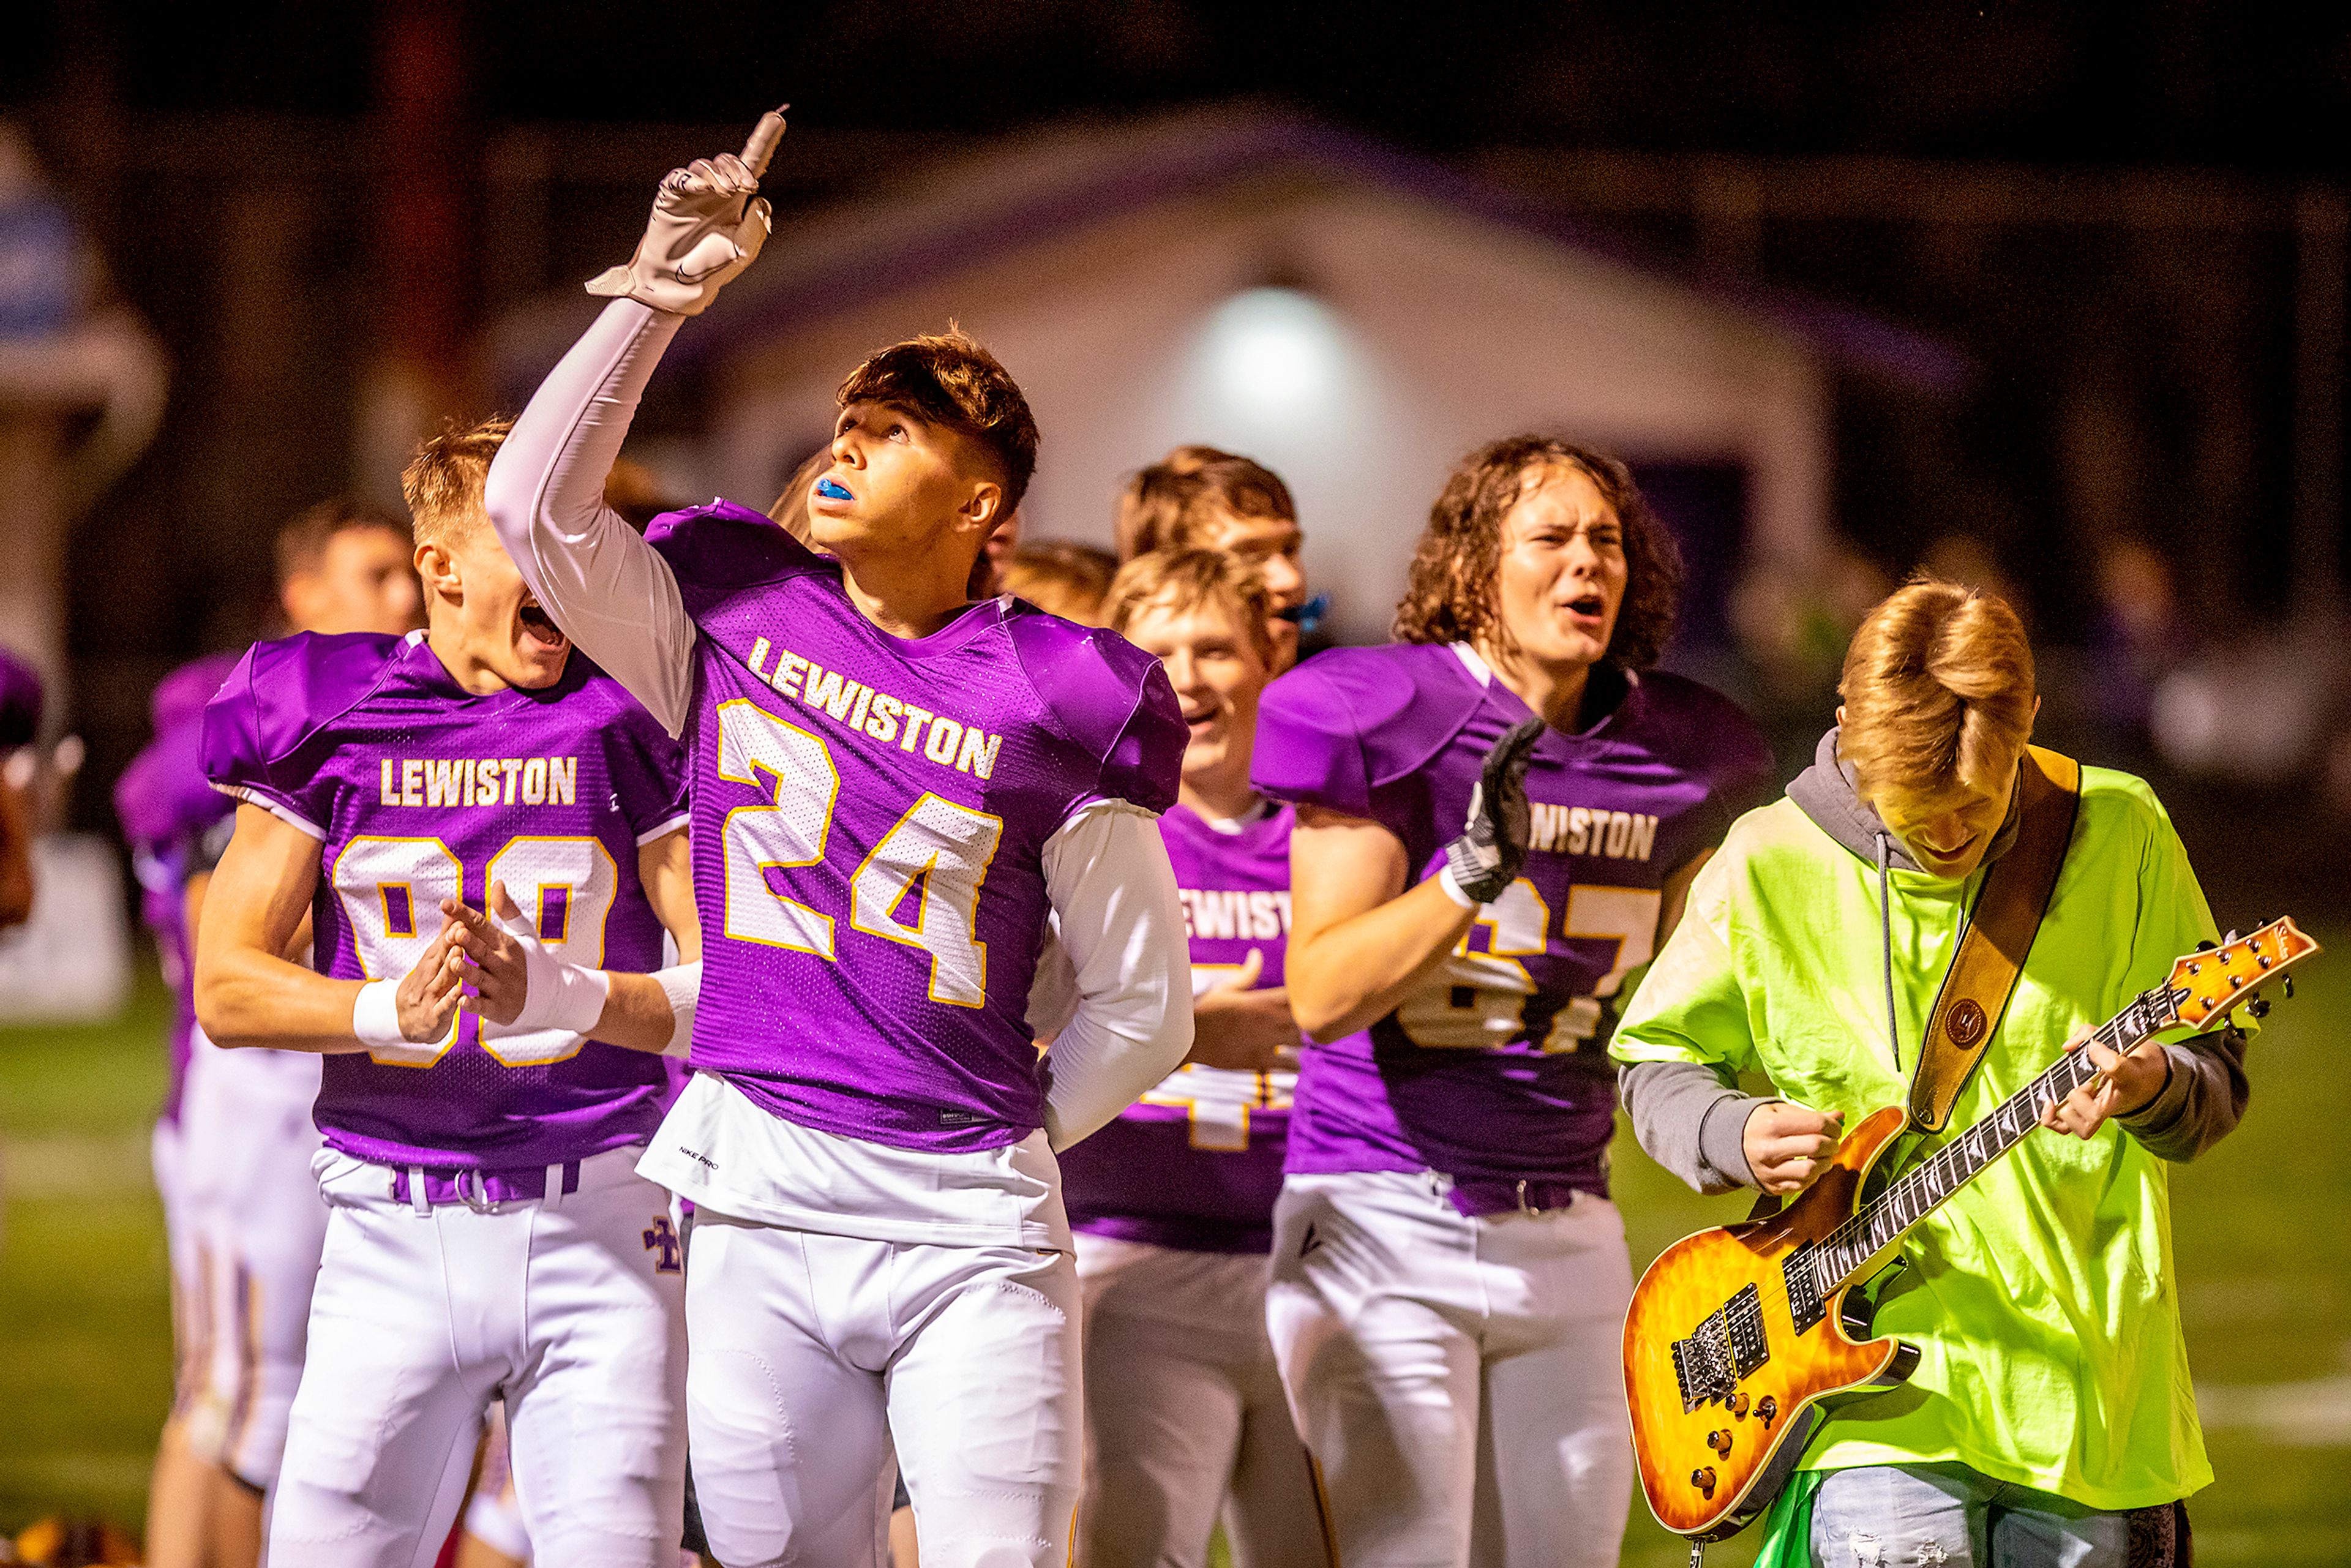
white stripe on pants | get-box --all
[1266,1170,1634,1568]
[682,1211,1082,1568]
[266,1146,687,1568]
[1074,1233,1327,1568]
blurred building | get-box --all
[493,110,1956,647]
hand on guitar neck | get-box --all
[1742,1101,1844,1195]
[2038,1024,2170,1140]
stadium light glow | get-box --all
[1194,287,1350,434]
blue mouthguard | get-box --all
[815,478,853,501]
[1276,593,1330,634]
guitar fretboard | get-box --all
[1804,985,2180,1292]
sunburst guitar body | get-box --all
[1622,915,2319,1545]
[1624,1104,1916,1540]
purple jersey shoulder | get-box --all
[1621,667,1779,833]
[1000,602,1186,815]
[202,632,407,825]
[647,500,829,613]
[1251,643,1477,820]
[0,646,45,749]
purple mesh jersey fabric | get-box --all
[114,653,240,1123]
[1060,801,1295,1254]
[201,630,689,1168]
[1252,643,1774,1209]
[644,503,1186,1153]
[0,646,42,749]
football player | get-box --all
[1254,437,1775,1567]
[117,497,419,1568]
[1115,447,1312,669]
[194,419,702,1568]
[1057,548,1325,1568]
[482,113,1193,1568]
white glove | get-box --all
[587,108,785,317]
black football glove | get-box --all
[1442,717,1545,906]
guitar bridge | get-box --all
[1672,1283,1770,1411]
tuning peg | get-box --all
[2248,997,2272,1019]
[2285,976,2296,999]
[2197,940,2218,952]
[2225,930,2241,944]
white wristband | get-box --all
[1436,863,1479,909]
[515,942,612,1036]
[352,978,442,1064]
[654,961,701,1058]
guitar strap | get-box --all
[1907,746,2082,1133]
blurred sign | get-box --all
[0,834,132,1022]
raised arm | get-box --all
[1035,801,1194,1150]
[482,111,784,737]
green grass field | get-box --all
[7,950,2350,1561]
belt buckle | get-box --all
[456,1168,498,1214]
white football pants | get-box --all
[682,1210,1082,1568]
[1074,1234,1329,1568]
[177,1030,328,1488]
[268,1145,688,1568]
[1265,1171,1634,1568]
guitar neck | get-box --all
[1809,985,2175,1291]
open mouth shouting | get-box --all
[1562,588,1609,627]
[516,595,569,655]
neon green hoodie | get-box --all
[1612,753,2227,1509]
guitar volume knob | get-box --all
[1690,1466,1716,1498]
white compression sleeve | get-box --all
[1035,800,1193,1151]
[483,298,699,736]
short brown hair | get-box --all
[836,328,1038,514]
[1837,578,2036,804]
[1002,541,1118,626]
[273,495,408,590]
[1105,548,1277,666]
[1392,435,1681,669]
[402,416,513,549]
[1116,446,1297,561]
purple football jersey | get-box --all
[0,646,42,749]
[202,630,689,1168]
[645,503,1186,1153]
[114,653,240,1122]
[1253,643,1772,1209]
[1061,801,1295,1254]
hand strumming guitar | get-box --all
[1742,1101,1845,1195]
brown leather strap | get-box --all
[1909,746,2082,1132]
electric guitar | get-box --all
[1622,916,2319,1547]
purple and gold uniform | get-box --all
[1060,800,1294,1254]
[1253,641,1772,1568]
[202,628,687,1169]
[642,503,1182,1150]
[1253,643,1773,1207]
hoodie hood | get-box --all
[1787,726,2022,876]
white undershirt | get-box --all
[490,297,1193,1245]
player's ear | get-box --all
[957,478,1004,538]
[413,539,461,602]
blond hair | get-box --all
[402,417,512,548]
[1838,578,2036,804]
[1105,549,1276,666]
[1002,541,1119,625]
[1114,446,1296,561]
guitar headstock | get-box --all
[2164,916,2322,1030]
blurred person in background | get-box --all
[1058,549,1324,1568]
[1117,446,1313,669]
[1253,436,1775,1568]
[1001,539,1117,623]
[2085,535,2188,757]
[0,645,41,929]
[116,496,418,1568]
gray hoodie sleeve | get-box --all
[1619,1059,1774,1195]
[2115,1028,2249,1162]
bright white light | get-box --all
[1196,287,1350,432]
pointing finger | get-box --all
[740,108,787,179]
